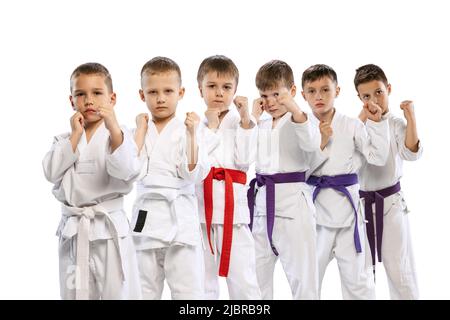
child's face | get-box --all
[199,72,237,111]
[302,76,339,116]
[259,84,295,120]
[357,80,391,114]
[139,71,185,121]
[70,74,116,124]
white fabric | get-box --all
[251,111,322,300]
[201,224,261,300]
[43,123,142,299]
[131,117,210,248]
[359,112,422,299]
[309,111,390,228]
[254,112,324,219]
[253,204,319,299]
[59,235,142,300]
[196,109,257,224]
[136,245,205,300]
[308,110,389,300]
[316,216,375,300]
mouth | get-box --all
[315,103,325,108]
[155,106,167,110]
[85,108,98,114]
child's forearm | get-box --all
[134,127,147,154]
[405,118,419,152]
[187,131,198,171]
[69,132,82,153]
[109,127,124,153]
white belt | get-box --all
[135,175,195,241]
[62,197,125,300]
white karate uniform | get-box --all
[196,109,261,300]
[309,110,390,300]
[42,123,142,300]
[252,112,323,300]
[131,117,210,300]
[359,112,422,299]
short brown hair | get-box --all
[354,64,389,91]
[197,55,239,86]
[255,60,294,91]
[301,64,337,88]
[70,62,113,93]
[141,56,182,84]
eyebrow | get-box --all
[206,82,234,85]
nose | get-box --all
[266,96,276,107]
[157,93,166,104]
[84,93,94,105]
[215,87,223,97]
[315,91,323,100]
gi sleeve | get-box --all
[106,126,142,182]
[355,118,390,166]
[42,133,78,184]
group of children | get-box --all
[43,55,422,300]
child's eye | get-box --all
[307,89,315,94]
[207,85,215,88]
[273,93,279,97]
[323,88,329,92]
[165,89,174,94]
[224,86,232,90]
[75,93,84,97]
[94,91,102,95]
[363,95,370,100]
[261,95,267,99]
[376,89,383,95]
[148,90,157,95]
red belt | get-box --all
[203,167,247,277]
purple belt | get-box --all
[307,173,362,253]
[247,171,306,256]
[359,181,401,270]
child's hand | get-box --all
[136,113,149,131]
[234,96,251,127]
[205,109,220,129]
[363,101,382,122]
[319,120,333,150]
[185,112,200,135]
[70,111,84,135]
[276,92,300,114]
[400,100,415,122]
[358,106,368,123]
[98,105,121,134]
[252,98,265,123]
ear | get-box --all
[335,86,341,98]
[387,83,392,95]
[110,92,117,107]
[290,85,297,98]
[69,95,76,110]
[198,86,204,98]
[139,89,145,102]
[178,87,185,100]
[301,91,306,101]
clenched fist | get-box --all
[185,112,200,135]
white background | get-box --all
[0,0,448,299]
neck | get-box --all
[152,113,175,131]
[314,107,335,122]
[84,119,104,137]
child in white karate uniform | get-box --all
[195,55,261,299]
[43,62,142,300]
[355,64,422,299]
[131,57,210,300]
[249,60,323,299]
[301,64,390,299]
